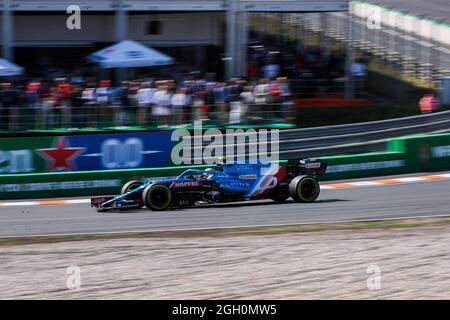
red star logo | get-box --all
[36,137,85,172]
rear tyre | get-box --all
[289,175,320,203]
[121,180,144,203]
[142,184,172,211]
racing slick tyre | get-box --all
[289,175,320,203]
[142,184,172,211]
[121,180,144,206]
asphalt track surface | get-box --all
[1,173,450,238]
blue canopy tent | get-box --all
[0,58,24,76]
[87,40,174,68]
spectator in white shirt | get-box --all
[254,78,270,105]
[82,84,97,127]
[239,85,254,120]
[253,78,269,121]
[82,86,97,106]
[152,85,172,127]
[137,81,155,126]
[171,87,189,125]
[95,80,112,126]
[95,80,112,105]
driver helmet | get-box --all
[203,168,217,178]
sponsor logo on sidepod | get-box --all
[170,181,203,188]
[239,174,257,179]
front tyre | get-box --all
[121,180,144,199]
[289,175,320,203]
[142,184,172,211]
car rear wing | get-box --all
[286,158,328,179]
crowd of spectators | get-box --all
[0,41,363,131]
[247,41,349,98]
[0,73,293,130]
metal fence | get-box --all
[0,103,296,131]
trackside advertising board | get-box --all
[320,152,407,180]
[0,165,213,200]
[0,131,173,174]
[388,133,450,172]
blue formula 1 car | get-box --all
[91,159,328,212]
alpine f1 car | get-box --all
[91,159,328,212]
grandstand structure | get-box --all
[1,0,349,78]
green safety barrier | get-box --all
[0,164,212,200]
[388,133,450,172]
[1,133,450,200]
[321,151,407,180]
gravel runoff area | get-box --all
[1,223,450,299]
